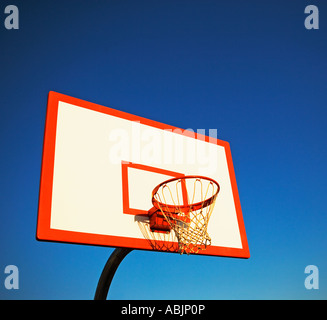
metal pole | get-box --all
[94,247,133,300]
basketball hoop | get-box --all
[148,176,220,254]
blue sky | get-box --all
[1,0,326,299]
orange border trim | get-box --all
[36,91,250,258]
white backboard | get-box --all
[37,91,249,258]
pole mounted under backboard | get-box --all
[94,247,133,300]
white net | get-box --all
[152,176,219,254]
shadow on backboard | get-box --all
[134,215,179,253]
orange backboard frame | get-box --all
[36,91,250,258]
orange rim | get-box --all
[152,176,220,214]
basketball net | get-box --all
[152,176,219,254]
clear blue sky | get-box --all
[1,0,326,299]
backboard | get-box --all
[37,91,250,258]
